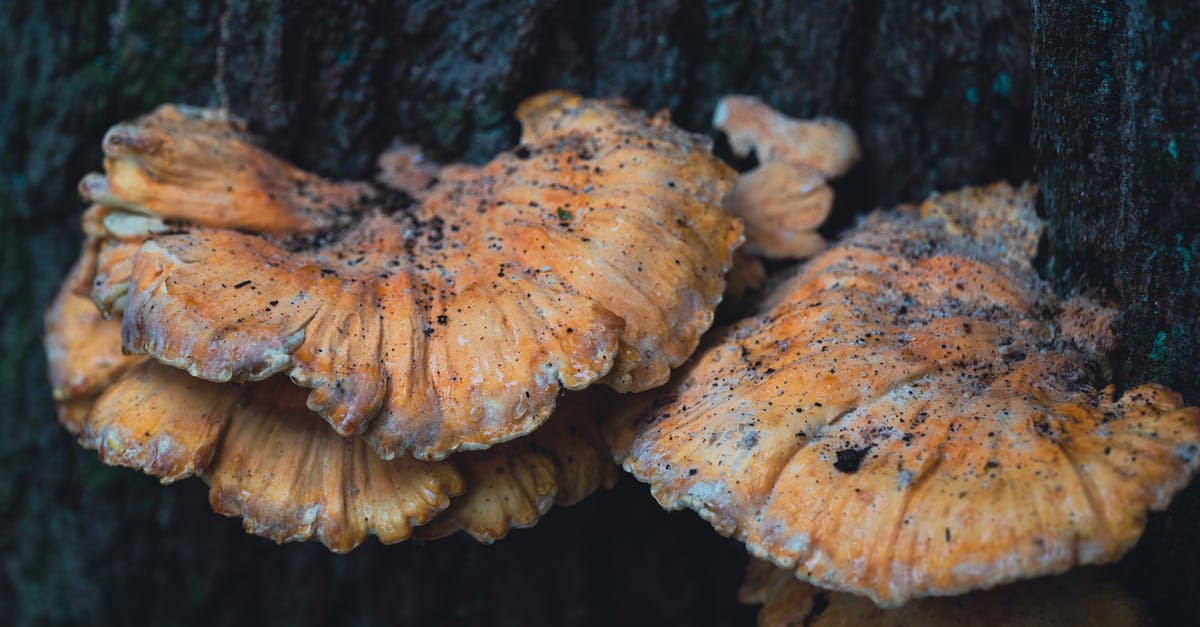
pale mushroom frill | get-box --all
[78,92,742,461]
[607,181,1200,605]
[739,559,1150,627]
[713,95,860,260]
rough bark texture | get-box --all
[1033,0,1200,621]
[0,0,1193,625]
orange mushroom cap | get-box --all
[78,104,375,233]
[84,93,741,460]
[713,95,859,260]
[740,560,1150,627]
[608,182,1200,605]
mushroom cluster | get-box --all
[46,91,742,549]
[47,92,1200,619]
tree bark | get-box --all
[1033,0,1200,620]
[1,1,1194,624]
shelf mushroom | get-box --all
[46,91,739,549]
[607,181,1200,605]
[46,256,616,550]
[739,559,1150,626]
[74,92,742,461]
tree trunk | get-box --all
[1,1,1194,624]
[1033,0,1200,620]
